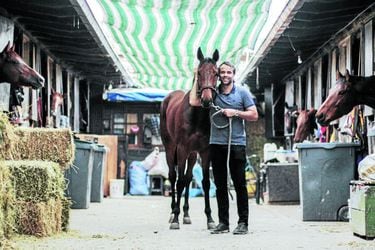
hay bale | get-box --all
[1,161,70,237]
[16,199,63,237]
[0,113,18,160]
[14,128,75,169]
[4,161,65,202]
[0,162,16,241]
[61,197,71,232]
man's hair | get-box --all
[219,61,236,74]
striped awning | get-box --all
[93,0,272,91]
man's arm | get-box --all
[189,71,201,107]
[222,106,258,122]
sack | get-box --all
[142,147,160,170]
[128,161,149,195]
[148,152,169,178]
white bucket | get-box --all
[110,179,124,198]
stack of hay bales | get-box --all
[0,113,74,241]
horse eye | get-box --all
[338,89,347,95]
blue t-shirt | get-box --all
[209,84,255,146]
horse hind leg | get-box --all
[166,148,179,229]
[182,153,196,225]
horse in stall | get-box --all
[293,109,317,142]
[160,48,219,230]
[316,70,375,126]
[284,102,298,135]
[51,88,64,116]
[0,41,44,89]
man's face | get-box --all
[219,64,234,85]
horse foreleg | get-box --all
[201,152,216,230]
[168,167,177,224]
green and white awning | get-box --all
[93,0,271,90]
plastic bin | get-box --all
[65,140,94,209]
[262,162,299,203]
[90,144,108,202]
[350,180,375,239]
[296,142,359,221]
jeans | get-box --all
[210,144,248,226]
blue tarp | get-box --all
[103,87,171,102]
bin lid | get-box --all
[350,180,375,186]
[93,143,109,152]
[295,142,360,150]
[74,139,95,150]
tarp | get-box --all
[90,0,273,90]
[103,87,171,102]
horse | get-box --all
[293,109,317,142]
[316,70,375,126]
[160,47,219,230]
[0,41,44,89]
[51,88,64,116]
[284,102,298,135]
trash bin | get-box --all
[65,140,94,209]
[296,142,359,221]
[91,144,108,202]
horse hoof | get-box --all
[207,222,216,230]
[183,217,191,224]
[170,222,180,230]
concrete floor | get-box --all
[12,196,375,250]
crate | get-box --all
[262,162,299,203]
[350,180,375,239]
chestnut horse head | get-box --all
[51,88,64,116]
[316,70,375,126]
[293,109,317,143]
[196,47,219,108]
[0,42,44,89]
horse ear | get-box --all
[197,47,204,61]
[345,69,350,81]
[336,70,343,80]
[1,41,11,54]
[291,110,299,117]
[212,49,219,62]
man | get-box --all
[208,61,258,235]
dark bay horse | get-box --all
[293,109,317,142]
[316,70,375,126]
[160,48,219,230]
[0,41,44,89]
[284,102,298,135]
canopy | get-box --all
[91,0,272,91]
[103,87,171,102]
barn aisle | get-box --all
[13,196,374,249]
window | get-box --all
[112,113,138,144]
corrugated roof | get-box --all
[93,0,272,90]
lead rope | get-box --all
[211,104,234,200]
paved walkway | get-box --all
[13,196,375,249]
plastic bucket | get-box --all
[110,179,124,198]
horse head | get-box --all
[316,70,356,126]
[51,88,64,116]
[0,41,44,89]
[196,47,219,108]
[284,102,298,134]
[294,109,317,143]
